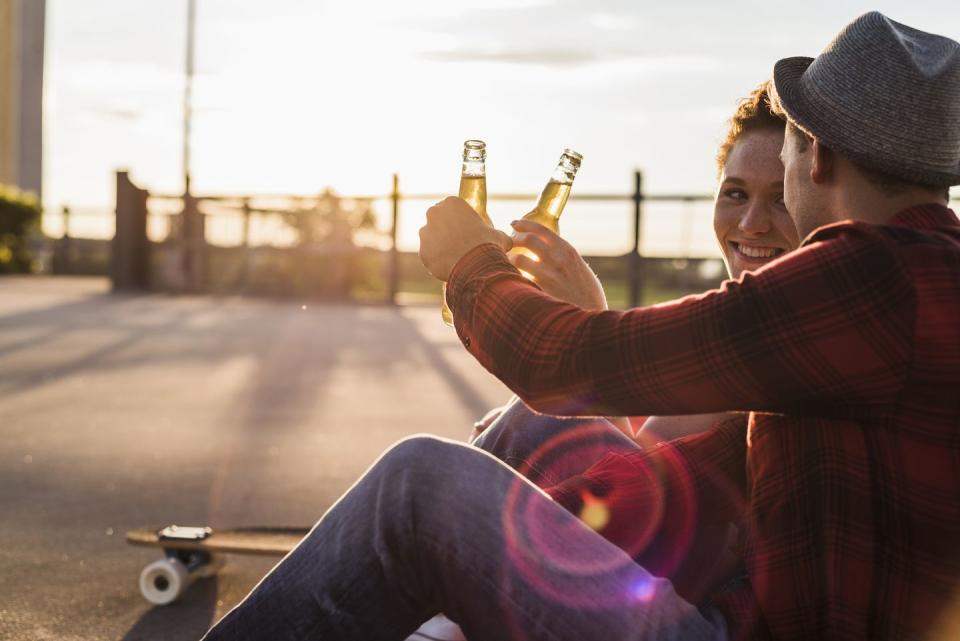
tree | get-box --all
[0,185,41,274]
[278,188,378,299]
[281,188,376,248]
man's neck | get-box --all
[831,188,948,226]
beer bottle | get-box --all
[511,149,582,270]
[441,140,489,325]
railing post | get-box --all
[112,171,149,291]
[53,205,72,275]
[61,205,71,240]
[629,170,644,308]
[388,173,400,305]
[241,198,252,291]
[180,192,205,293]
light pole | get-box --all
[183,0,196,196]
[180,0,201,291]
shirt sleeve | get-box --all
[446,223,915,418]
[545,415,749,589]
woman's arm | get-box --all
[640,413,735,442]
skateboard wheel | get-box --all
[139,557,191,605]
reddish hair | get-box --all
[716,81,785,175]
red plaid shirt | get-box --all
[446,204,960,640]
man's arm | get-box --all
[447,223,914,418]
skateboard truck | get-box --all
[138,526,223,605]
[158,525,212,541]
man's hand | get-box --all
[419,197,512,281]
[509,219,608,310]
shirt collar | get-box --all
[888,203,959,230]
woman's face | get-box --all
[714,129,800,278]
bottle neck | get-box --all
[550,166,574,185]
[462,140,486,178]
[552,152,580,185]
[461,158,485,178]
[521,150,581,232]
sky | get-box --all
[42,0,960,254]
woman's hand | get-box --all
[467,401,513,443]
[509,219,608,310]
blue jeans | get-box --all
[472,397,640,487]
[202,412,727,640]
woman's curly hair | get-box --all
[716,81,785,176]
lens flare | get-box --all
[630,576,656,602]
[579,492,610,531]
[499,421,669,610]
[487,413,755,640]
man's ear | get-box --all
[810,139,834,185]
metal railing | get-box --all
[100,169,717,306]
[384,171,712,307]
[57,170,960,305]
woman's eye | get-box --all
[774,193,786,206]
[723,189,747,201]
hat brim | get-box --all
[773,56,960,186]
[772,56,840,148]
[771,56,816,132]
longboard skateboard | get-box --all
[126,525,310,605]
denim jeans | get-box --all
[202,422,727,640]
[472,397,640,486]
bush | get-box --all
[0,185,41,274]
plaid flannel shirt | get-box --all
[446,204,960,640]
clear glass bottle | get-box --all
[510,148,583,270]
[441,140,489,326]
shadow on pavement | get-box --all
[121,576,219,641]
[0,280,508,639]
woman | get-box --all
[638,80,799,439]
[409,81,800,641]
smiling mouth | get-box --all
[730,242,786,261]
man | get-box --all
[203,12,959,640]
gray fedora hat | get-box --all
[770,11,960,187]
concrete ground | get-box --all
[0,276,510,640]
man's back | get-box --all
[446,202,960,639]
[744,203,960,641]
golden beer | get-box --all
[442,140,489,325]
[521,180,571,232]
[511,149,582,272]
[458,175,492,226]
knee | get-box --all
[473,402,524,450]
[373,436,490,515]
[474,401,558,460]
[380,435,468,481]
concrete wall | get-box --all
[0,0,45,200]
[0,0,17,185]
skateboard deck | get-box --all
[127,525,311,605]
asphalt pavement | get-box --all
[0,277,509,640]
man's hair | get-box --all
[772,95,950,200]
[716,81,785,175]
